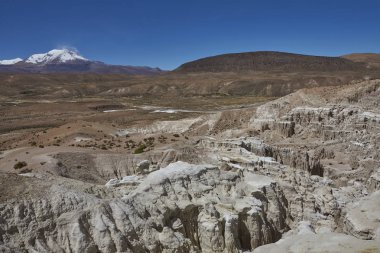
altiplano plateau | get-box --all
[0,48,379,252]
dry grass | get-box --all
[1,68,379,101]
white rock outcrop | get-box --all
[0,162,289,252]
[343,190,380,240]
[253,231,380,253]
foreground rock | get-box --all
[0,162,290,252]
[343,190,380,240]
[253,222,380,253]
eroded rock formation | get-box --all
[1,79,380,252]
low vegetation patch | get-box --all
[134,144,147,154]
[14,161,27,170]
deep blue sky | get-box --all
[0,0,379,70]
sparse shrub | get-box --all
[14,161,27,170]
[143,137,155,146]
[158,135,167,143]
[173,134,180,138]
[57,161,63,167]
[39,145,44,148]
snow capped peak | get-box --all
[25,48,88,64]
[0,58,23,65]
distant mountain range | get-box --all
[0,49,163,75]
[175,51,380,73]
[1,49,379,75]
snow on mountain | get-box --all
[0,48,162,74]
[25,49,88,64]
[0,58,23,65]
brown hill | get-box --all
[1,51,379,101]
[341,53,380,68]
[175,51,365,73]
